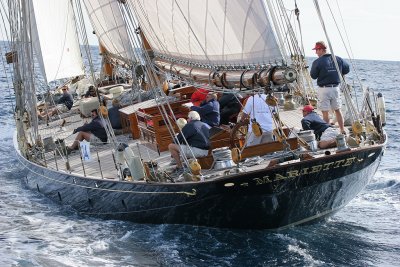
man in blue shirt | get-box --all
[310,41,350,134]
[190,92,220,127]
[38,86,73,120]
[67,109,107,152]
[108,99,122,130]
[168,111,210,176]
[301,105,339,149]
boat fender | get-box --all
[231,148,241,164]
[352,120,363,135]
[376,93,386,126]
[189,160,201,176]
[124,146,145,180]
[116,150,125,165]
[126,156,145,181]
[124,146,135,159]
[162,81,169,94]
[116,143,128,165]
[99,105,108,117]
[251,119,263,137]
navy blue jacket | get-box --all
[301,111,331,140]
[58,92,73,110]
[310,54,350,86]
[176,120,210,150]
[191,99,220,127]
[219,93,241,110]
[75,116,107,142]
[108,106,122,129]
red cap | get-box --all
[312,41,327,50]
[302,105,314,112]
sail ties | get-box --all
[154,58,297,89]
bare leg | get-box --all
[168,143,183,168]
[49,109,58,117]
[69,131,91,149]
[334,109,345,133]
[322,110,330,124]
[39,108,58,120]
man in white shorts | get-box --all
[301,105,339,149]
[310,41,350,134]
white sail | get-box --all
[129,0,283,65]
[30,0,85,83]
[83,0,135,63]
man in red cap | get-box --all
[310,41,349,134]
[301,105,339,149]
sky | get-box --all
[83,0,399,62]
[1,0,399,62]
[281,0,400,61]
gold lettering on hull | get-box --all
[252,156,364,185]
[254,176,271,185]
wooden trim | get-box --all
[241,137,298,158]
[197,137,299,169]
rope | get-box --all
[16,153,197,197]
[313,0,359,124]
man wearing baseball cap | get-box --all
[301,105,339,149]
[310,41,349,134]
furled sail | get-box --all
[129,0,284,66]
[83,0,136,65]
[30,0,85,83]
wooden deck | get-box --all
[32,102,312,182]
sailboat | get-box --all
[1,0,387,229]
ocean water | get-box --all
[0,50,399,266]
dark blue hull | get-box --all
[16,143,385,229]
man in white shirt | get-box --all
[242,93,274,146]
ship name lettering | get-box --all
[322,162,335,171]
[333,159,346,168]
[254,176,271,185]
[299,167,309,175]
[343,157,356,166]
[253,157,361,186]
[275,173,286,180]
[286,170,299,178]
[309,164,323,174]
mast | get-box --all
[99,42,114,79]
[9,0,36,155]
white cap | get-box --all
[188,111,200,121]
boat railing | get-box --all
[35,138,124,180]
